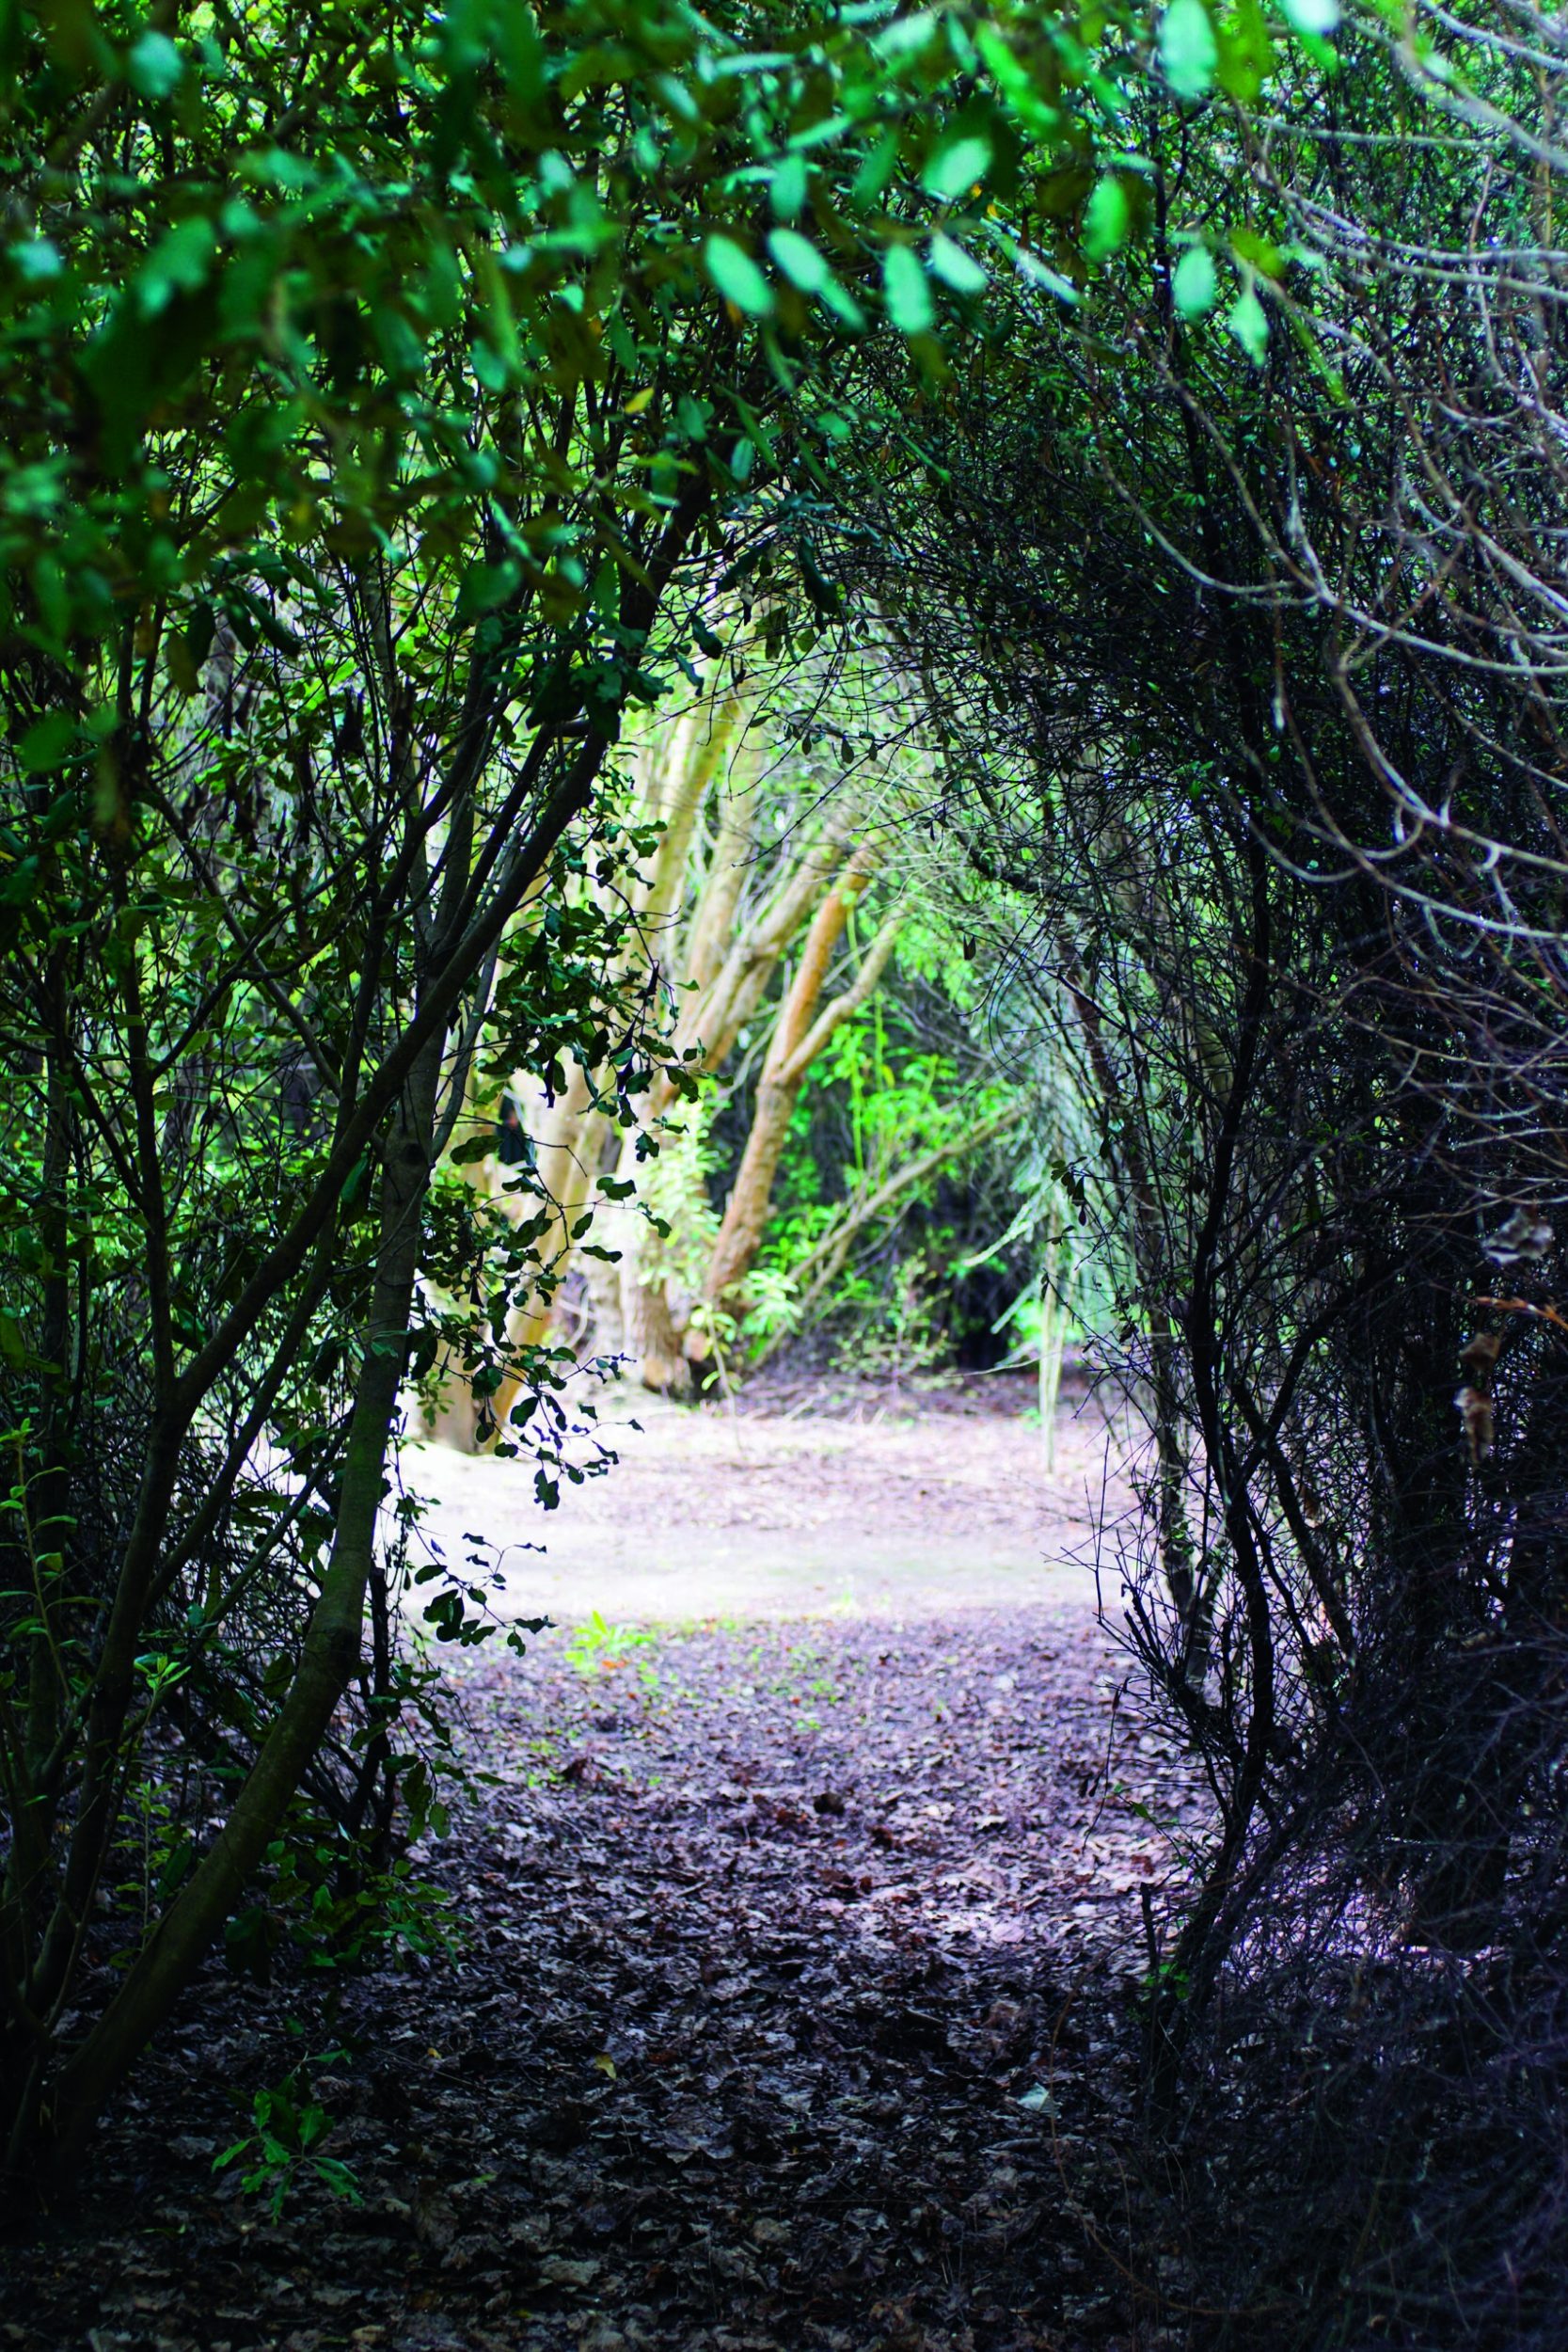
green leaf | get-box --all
[1232,227,1286,279]
[766,230,865,327]
[1159,0,1219,99]
[1227,284,1269,363]
[455,559,523,623]
[768,228,830,295]
[1280,0,1338,31]
[975,24,1059,135]
[873,9,940,63]
[704,234,773,318]
[18,711,76,772]
[1216,0,1275,101]
[882,245,933,335]
[769,154,808,219]
[1172,245,1218,317]
[1008,242,1080,305]
[922,134,992,204]
[1084,178,1131,262]
[10,239,62,282]
[137,218,215,318]
[852,129,901,208]
[310,2155,363,2204]
[927,232,988,296]
[819,278,866,329]
[127,30,183,100]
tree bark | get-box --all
[703,853,897,1311]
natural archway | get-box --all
[6,6,1567,2349]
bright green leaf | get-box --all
[927,232,988,295]
[768,228,831,294]
[10,240,62,282]
[819,278,866,330]
[137,218,215,317]
[1008,242,1080,305]
[1084,178,1131,262]
[770,154,808,219]
[852,130,901,208]
[127,30,184,100]
[1281,0,1339,31]
[1172,245,1218,317]
[873,9,940,62]
[1227,284,1270,363]
[974,24,1060,135]
[1160,0,1219,99]
[922,134,993,204]
[1216,0,1275,100]
[704,234,773,318]
[767,226,865,328]
[882,245,934,335]
[1232,227,1286,279]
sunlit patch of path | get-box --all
[398,1380,1134,1626]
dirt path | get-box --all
[397,1375,1133,1625]
[4,1389,1201,2352]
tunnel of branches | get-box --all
[4,4,1568,2347]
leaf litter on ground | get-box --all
[1,1604,1209,2352]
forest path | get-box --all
[398,1373,1131,1626]
[6,1389,1204,2352]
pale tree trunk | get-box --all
[487,1060,606,1438]
[1037,1206,1068,1475]
[415,684,754,1436]
[610,676,874,1389]
[413,1051,609,1451]
[539,685,767,1397]
[603,682,764,1394]
[621,1251,693,1393]
[703,850,902,1311]
[414,696,695,1446]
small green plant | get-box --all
[214,2045,362,2219]
[223,1827,458,1981]
[736,1262,800,1346]
[564,1610,657,1676]
[1140,1956,1193,2004]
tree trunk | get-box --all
[621,1243,693,1394]
[486,1063,605,1440]
[703,1071,800,1312]
[703,851,897,1312]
